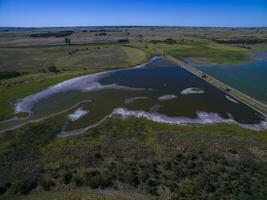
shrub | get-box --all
[83,169,111,189]
[88,175,111,189]
[144,185,158,196]
[0,71,21,80]
[83,169,100,185]
[164,38,177,44]
[48,66,60,73]
[98,32,107,36]
[125,171,140,187]
[0,184,7,195]
[88,175,103,189]
[94,152,102,159]
[73,175,84,187]
[11,178,37,195]
[1,182,12,194]
[39,178,55,191]
[117,39,129,43]
[150,40,162,44]
[62,172,73,184]
[145,178,159,187]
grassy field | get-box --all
[150,38,251,64]
[0,114,267,200]
[0,43,147,72]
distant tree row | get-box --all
[213,38,267,44]
[90,29,122,32]
[30,30,74,38]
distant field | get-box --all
[0,43,147,72]
[1,27,267,65]
[167,45,249,64]
[150,38,251,64]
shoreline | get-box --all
[0,57,155,133]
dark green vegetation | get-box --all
[117,39,130,43]
[168,45,248,64]
[89,29,123,32]
[30,31,74,38]
[163,38,177,44]
[0,71,21,80]
[214,38,267,44]
[0,115,267,199]
[150,38,177,44]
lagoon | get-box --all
[0,57,266,134]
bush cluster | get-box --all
[0,71,21,80]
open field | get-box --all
[1,27,267,63]
[0,43,148,72]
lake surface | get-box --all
[194,60,267,104]
[1,57,266,134]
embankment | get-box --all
[166,55,267,117]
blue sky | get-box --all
[0,0,267,27]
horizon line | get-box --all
[1,25,267,29]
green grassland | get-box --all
[150,38,251,64]
[0,43,147,72]
[0,114,266,200]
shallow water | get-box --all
[0,57,266,133]
[194,61,267,104]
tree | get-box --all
[65,37,71,44]
[164,38,177,44]
[48,66,59,73]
